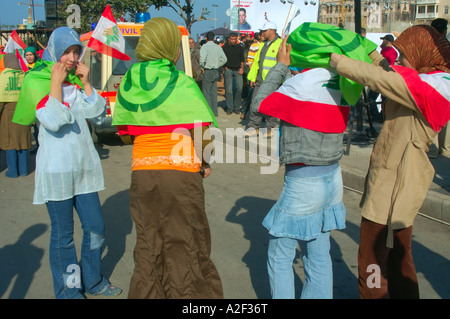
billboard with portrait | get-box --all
[230,0,319,36]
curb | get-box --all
[340,163,450,225]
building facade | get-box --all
[45,0,65,29]
[318,0,450,34]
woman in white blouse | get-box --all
[31,27,121,299]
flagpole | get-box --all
[79,46,87,62]
[282,3,293,36]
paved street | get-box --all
[1,113,450,299]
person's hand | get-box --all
[75,62,93,96]
[329,53,343,69]
[51,62,68,86]
[202,167,211,178]
[249,81,255,88]
[276,35,291,66]
[75,62,90,86]
[239,66,244,75]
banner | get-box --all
[229,0,318,35]
[0,68,24,102]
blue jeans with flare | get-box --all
[46,192,110,299]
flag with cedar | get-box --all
[87,4,131,61]
[4,30,28,72]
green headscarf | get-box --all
[113,18,217,128]
[287,22,378,105]
[24,46,37,57]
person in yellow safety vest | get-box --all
[246,21,282,138]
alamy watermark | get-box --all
[66,264,81,288]
[171,125,280,175]
[66,4,81,29]
[366,264,381,289]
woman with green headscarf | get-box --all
[24,46,40,69]
[113,17,222,299]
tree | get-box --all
[156,0,213,35]
[56,0,213,35]
[56,0,168,33]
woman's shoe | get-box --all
[100,285,122,297]
[87,285,122,297]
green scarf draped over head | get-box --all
[12,61,84,125]
[288,22,378,106]
[112,59,217,128]
[112,17,217,128]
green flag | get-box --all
[12,61,84,125]
[288,22,378,106]
[112,59,218,128]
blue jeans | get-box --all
[268,231,332,299]
[223,68,243,113]
[46,192,109,299]
[264,165,345,299]
[5,149,28,177]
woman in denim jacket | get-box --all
[252,35,384,298]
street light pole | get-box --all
[355,0,362,34]
[212,4,218,29]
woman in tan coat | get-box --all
[330,25,450,298]
[0,54,31,177]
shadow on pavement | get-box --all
[0,223,47,299]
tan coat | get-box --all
[336,53,439,247]
[0,102,31,150]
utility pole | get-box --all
[355,0,362,34]
[18,0,44,28]
[18,0,45,48]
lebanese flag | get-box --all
[259,68,351,133]
[87,4,131,60]
[4,30,28,72]
[393,65,450,133]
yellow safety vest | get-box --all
[247,37,282,83]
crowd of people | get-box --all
[0,16,449,300]
[191,23,281,139]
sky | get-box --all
[0,0,231,40]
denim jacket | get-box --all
[251,62,344,166]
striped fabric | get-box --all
[246,42,260,68]
[287,22,377,106]
[393,66,450,132]
[393,25,450,75]
[259,68,350,133]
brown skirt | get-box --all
[0,102,31,150]
[128,169,223,299]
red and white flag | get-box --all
[393,65,450,132]
[259,68,351,133]
[87,4,131,60]
[4,30,28,72]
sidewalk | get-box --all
[215,79,450,225]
